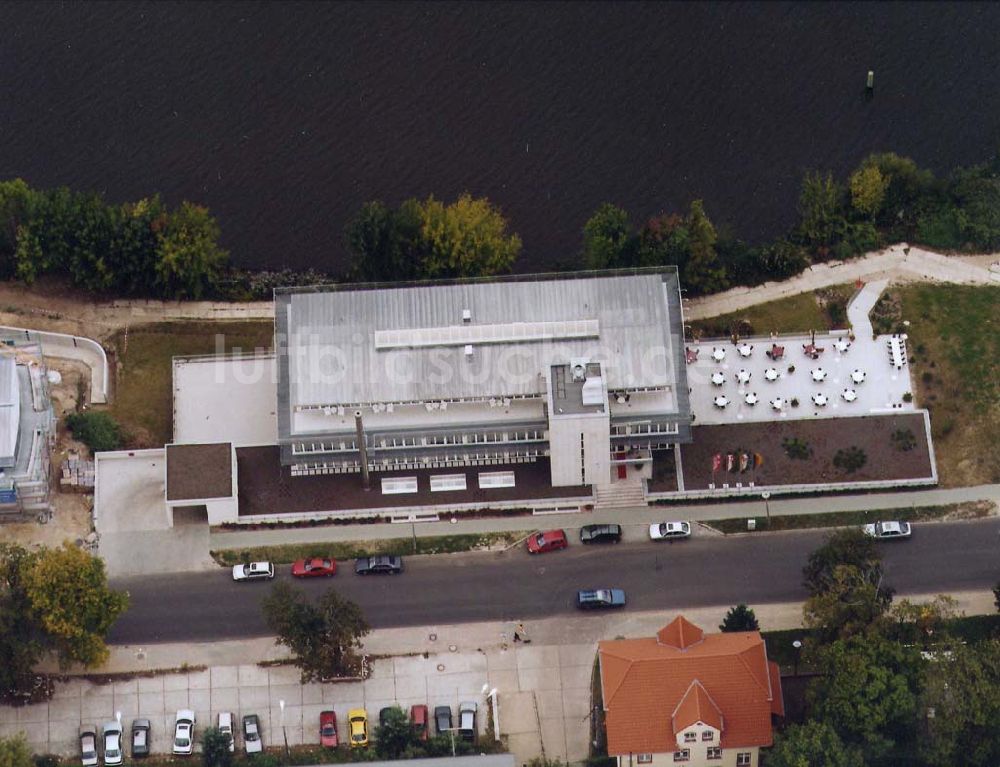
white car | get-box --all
[863,521,912,539]
[243,714,263,755]
[218,712,235,753]
[79,725,98,767]
[103,721,124,767]
[173,710,196,756]
[232,562,275,581]
[458,701,477,742]
[649,521,691,541]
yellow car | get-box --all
[348,709,369,748]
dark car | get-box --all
[355,555,403,575]
[292,557,337,578]
[131,719,151,757]
[577,589,627,610]
[434,706,452,735]
[526,530,568,554]
[410,705,429,742]
[579,524,622,544]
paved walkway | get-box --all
[9,590,995,763]
[685,244,999,321]
[845,278,887,338]
[210,483,1000,550]
[0,324,108,404]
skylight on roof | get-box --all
[374,319,600,350]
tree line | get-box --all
[2,148,998,300]
[761,528,1000,767]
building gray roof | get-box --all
[277,271,683,418]
[0,357,20,467]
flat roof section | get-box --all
[173,354,277,446]
[277,271,682,417]
[236,446,590,516]
[166,443,233,502]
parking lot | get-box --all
[0,644,593,764]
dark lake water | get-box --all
[2,1,1000,272]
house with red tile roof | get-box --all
[598,616,784,767]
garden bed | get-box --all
[674,413,933,491]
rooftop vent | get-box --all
[462,308,472,323]
[582,376,605,406]
[570,358,588,382]
[464,344,474,358]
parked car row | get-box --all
[527,520,692,555]
[80,719,146,766]
[233,555,404,582]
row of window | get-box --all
[610,421,680,437]
[381,471,516,495]
[682,732,714,743]
[292,429,547,456]
[638,749,748,764]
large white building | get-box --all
[274,269,691,489]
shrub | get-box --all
[891,428,916,452]
[833,446,868,473]
[64,411,122,453]
[782,438,812,460]
[720,604,760,632]
[902,391,913,403]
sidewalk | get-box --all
[209,484,1000,550]
[12,591,995,764]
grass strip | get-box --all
[211,531,531,567]
[702,500,994,535]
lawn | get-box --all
[211,530,530,566]
[703,500,994,534]
[891,284,1000,486]
[107,321,274,447]
[690,283,857,339]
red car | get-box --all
[319,711,338,748]
[526,530,568,554]
[291,558,337,578]
[409,705,428,742]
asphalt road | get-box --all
[108,518,1000,644]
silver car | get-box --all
[79,725,98,767]
[232,562,275,581]
[863,521,912,539]
[649,521,691,540]
[103,721,124,767]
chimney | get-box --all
[354,410,370,491]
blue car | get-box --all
[577,589,627,610]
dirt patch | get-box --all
[672,413,933,490]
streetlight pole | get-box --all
[279,699,289,759]
[762,492,771,526]
[792,640,802,677]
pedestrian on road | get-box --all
[513,622,525,642]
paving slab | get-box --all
[266,665,303,686]
[391,672,427,700]
[83,695,115,720]
[539,716,568,760]
[562,687,593,720]
[516,645,560,670]
[162,673,190,692]
[500,691,538,733]
[238,686,269,710]
[301,684,323,705]
[188,689,211,713]
[505,731,544,766]
[322,681,363,705]
[210,687,239,711]
[486,648,518,671]
[16,721,49,747]
[268,684,303,707]
[559,663,592,689]
[558,644,597,668]
[112,692,140,721]
[112,678,139,695]
[163,690,190,711]
[50,680,84,700]
[48,719,78,752]
[425,671,486,701]
[237,665,270,687]
[46,697,80,721]
[517,665,563,692]
[187,669,212,690]
[391,654,437,677]
[210,666,239,688]
[534,689,565,720]
[137,692,165,717]
[362,676,396,701]
[16,704,49,724]
[487,668,520,694]
[137,676,164,694]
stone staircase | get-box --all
[594,480,648,509]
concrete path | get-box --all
[210,483,1000,550]
[0,324,108,404]
[685,243,999,321]
[845,279,887,338]
[11,590,995,762]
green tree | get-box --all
[919,639,1000,767]
[0,733,34,767]
[636,213,689,269]
[803,563,894,643]
[950,162,1000,250]
[375,705,415,759]
[109,196,168,296]
[201,726,233,767]
[719,603,759,632]
[65,411,123,454]
[808,632,923,761]
[849,165,889,219]
[416,194,521,278]
[802,527,882,596]
[797,171,846,251]
[861,153,937,236]
[154,201,229,299]
[262,582,370,682]
[0,179,41,279]
[346,200,424,282]
[0,545,44,700]
[766,720,866,767]
[582,204,635,269]
[682,200,726,294]
[22,543,129,668]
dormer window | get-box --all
[673,750,690,763]
[683,732,696,743]
[702,731,714,741]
